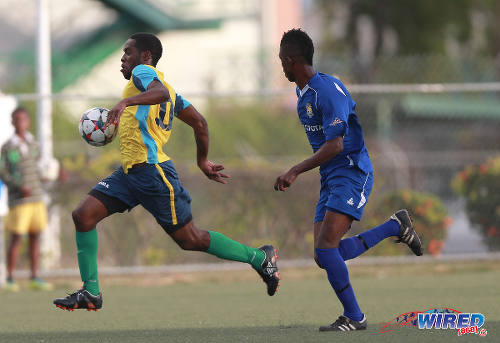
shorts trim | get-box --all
[88,189,130,215]
[161,214,193,234]
[155,164,178,225]
[326,206,360,221]
[313,207,358,223]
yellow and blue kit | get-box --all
[90,64,192,232]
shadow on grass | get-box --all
[2,322,498,343]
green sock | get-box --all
[206,231,265,270]
[76,229,99,296]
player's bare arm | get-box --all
[105,80,170,128]
[177,104,230,184]
[274,136,343,191]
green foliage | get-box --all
[315,0,500,82]
[352,0,472,54]
[318,0,472,56]
[166,101,310,161]
[452,156,500,251]
[62,148,121,180]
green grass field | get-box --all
[1,261,499,343]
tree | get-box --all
[317,0,473,56]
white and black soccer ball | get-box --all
[78,107,117,147]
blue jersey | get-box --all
[296,72,372,176]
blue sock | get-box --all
[338,219,400,261]
[315,248,363,321]
[338,236,366,261]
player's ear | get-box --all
[141,50,153,65]
[290,55,302,65]
[284,56,294,65]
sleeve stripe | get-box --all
[173,93,191,117]
[132,65,160,91]
[334,82,346,96]
[132,75,146,92]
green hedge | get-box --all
[452,157,500,251]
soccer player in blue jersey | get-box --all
[53,33,279,311]
[275,29,423,332]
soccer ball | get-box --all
[78,107,117,146]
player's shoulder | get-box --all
[0,141,10,153]
[311,72,344,88]
[312,72,349,98]
[3,136,17,149]
[132,64,158,76]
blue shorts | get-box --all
[91,160,192,233]
[314,167,373,223]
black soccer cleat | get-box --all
[255,245,280,296]
[391,209,423,256]
[53,289,102,312]
[319,315,368,332]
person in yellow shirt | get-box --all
[53,33,279,311]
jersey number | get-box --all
[156,99,174,131]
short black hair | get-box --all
[11,107,28,118]
[130,32,163,66]
[280,28,314,66]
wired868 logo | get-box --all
[380,308,488,337]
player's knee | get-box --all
[177,238,203,251]
[71,208,82,226]
[316,235,341,249]
[174,227,209,251]
[9,234,22,245]
[178,240,196,251]
[314,255,324,269]
[71,208,95,232]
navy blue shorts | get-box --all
[91,160,192,233]
[314,167,373,223]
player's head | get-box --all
[11,107,30,133]
[279,28,314,82]
[120,33,163,79]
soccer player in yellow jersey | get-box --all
[54,33,279,311]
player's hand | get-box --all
[20,186,32,197]
[198,159,230,184]
[105,100,127,129]
[274,167,299,191]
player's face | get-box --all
[120,39,142,80]
[12,111,30,134]
[279,48,296,82]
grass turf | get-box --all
[0,261,499,343]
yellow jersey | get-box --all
[119,64,176,172]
